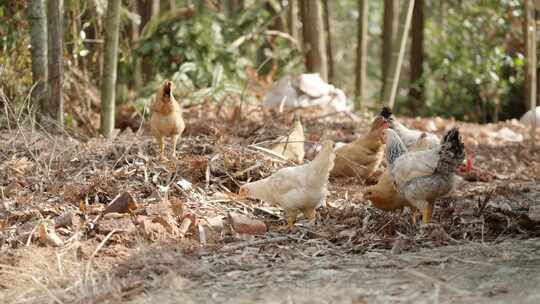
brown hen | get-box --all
[150,80,185,159]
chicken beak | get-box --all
[163,81,172,97]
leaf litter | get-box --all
[0,104,539,303]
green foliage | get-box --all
[0,2,32,105]
[418,0,525,121]
[130,5,301,104]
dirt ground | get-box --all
[1,107,539,303]
[130,238,540,304]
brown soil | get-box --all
[1,106,539,303]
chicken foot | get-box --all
[276,210,299,232]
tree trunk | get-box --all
[299,0,328,81]
[355,0,369,110]
[130,0,143,89]
[383,0,415,109]
[408,0,424,113]
[137,0,160,82]
[46,0,64,129]
[100,0,121,139]
[288,0,299,41]
[381,0,399,100]
[227,0,244,15]
[27,0,48,123]
[265,1,285,32]
[524,0,538,112]
[525,0,537,149]
[322,0,335,83]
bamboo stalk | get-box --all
[527,1,537,150]
[355,0,369,110]
[384,0,415,109]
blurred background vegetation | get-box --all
[0,0,537,132]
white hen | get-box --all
[380,107,439,149]
[239,140,335,230]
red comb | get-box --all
[459,158,473,173]
[465,158,473,171]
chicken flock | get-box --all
[150,80,471,231]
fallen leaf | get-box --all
[38,221,64,247]
[104,192,137,214]
[227,212,267,235]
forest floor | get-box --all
[1,104,539,303]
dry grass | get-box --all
[1,97,540,303]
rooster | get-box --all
[364,132,435,223]
[150,80,185,159]
[238,140,335,230]
[383,128,465,224]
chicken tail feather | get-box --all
[380,106,393,119]
[437,127,465,175]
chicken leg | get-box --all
[278,210,299,232]
[172,135,180,158]
[411,209,418,226]
[157,136,165,159]
[302,207,317,225]
[422,202,434,225]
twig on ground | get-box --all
[84,229,117,280]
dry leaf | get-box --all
[133,216,169,241]
[169,197,184,218]
[227,212,267,235]
[104,192,137,214]
[179,213,197,237]
[54,212,73,228]
[152,215,179,235]
[38,221,64,247]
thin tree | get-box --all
[525,0,537,149]
[288,0,299,41]
[46,0,64,128]
[137,0,160,82]
[381,0,399,100]
[383,0,415,109]
[227,0,244,15]
[408,0,424,113]
[355,0,369,110]
[299,0,328,81]
[322,0,335,83]
[27,0,48,123]
[130,0,143,89]
[100,0,122,139]
[265,1,285,32]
